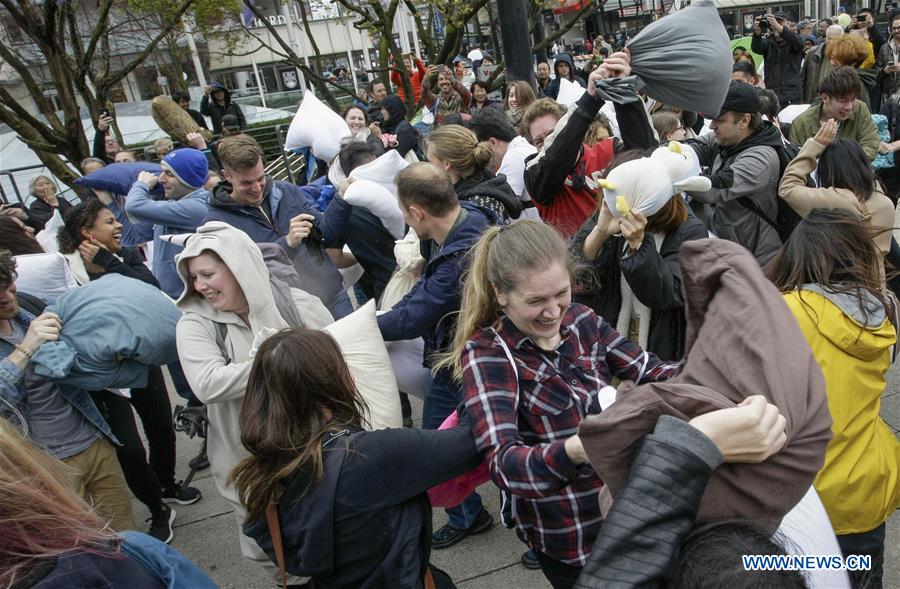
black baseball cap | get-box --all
[713,80,762,118]
[772,12,788,20]
[221,114,240,130]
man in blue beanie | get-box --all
[122,148,210,298]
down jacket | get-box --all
[571,209,708,361]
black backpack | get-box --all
[737,142,802,244]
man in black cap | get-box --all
[752,12,804,106]
[685,81,784,265]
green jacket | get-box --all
[788,100,880,161]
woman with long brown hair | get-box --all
[0,215,43,255]
[503,80,536,128]
[232,328,481,589]
[0,418,216,588]
[766,208,900,589]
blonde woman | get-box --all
[438,221,679,588]
[425,124,521,220]
[0,418,217,588]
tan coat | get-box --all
[175,222,331,577]
[779,138,894,259]
[578,238,833,527]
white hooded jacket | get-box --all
[174,222,332,515]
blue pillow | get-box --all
[75,162,164,196]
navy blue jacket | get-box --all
[244,423,480,589]
[295,179,398,301]
[205,176,351,306]
[377,202,499,366]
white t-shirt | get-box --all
[777,486,851,589]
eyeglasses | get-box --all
[892,26,900,30]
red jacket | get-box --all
[524,92,657,238]
[389,58,427,103]
[534,139,614,237]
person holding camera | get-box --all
[877,15,900,103]
[204,134,354,319]
[752,12,805,107]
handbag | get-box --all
[426,329,518,508]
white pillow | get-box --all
[35,209,64,253]
[556,77,586,108]
[284,91,351,162]
[650,142,710,193]
[349,149,409,193]
[343,180,406,239]
[779,104,810,125]
[13,252,78,304]
[597,157,673,219]
[323,300,402,430]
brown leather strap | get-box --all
[265,497,288,589]
[424,566,436,589]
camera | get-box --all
[759,19,769,31]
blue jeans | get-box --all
[328,289,354,320]
[423,370,484,530]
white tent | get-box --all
[0,100,293,204]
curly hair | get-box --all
[56,198,107,255]
[520,98,566,142]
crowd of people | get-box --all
[1,7,899,589]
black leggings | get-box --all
[90,366,176,515]
[534,551,582,589]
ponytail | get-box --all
[435,220,572,381]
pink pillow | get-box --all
[427,411,490,508]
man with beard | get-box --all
[685,81,783,265]
[114,148,210,298]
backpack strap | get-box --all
[265,497,288,589]
[211,278,302,361]
[269,275,303,328]
[737,196,779,233]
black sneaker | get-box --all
[147,505,175,544]
[161,482,202,505]
[431,507,493,549]
[521,549,541,570]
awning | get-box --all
[553,0,593,14]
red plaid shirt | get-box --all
[461,304,680,566]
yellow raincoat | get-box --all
[785,288,900,535]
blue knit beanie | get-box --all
[161,148,208,189]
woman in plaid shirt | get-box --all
[437,221,680,589]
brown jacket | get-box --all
[779,138,894,258]
[578,238,832,526]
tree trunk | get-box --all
[498,0,534,86]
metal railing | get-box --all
[0,123,308,202]
[0,163,81,206]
